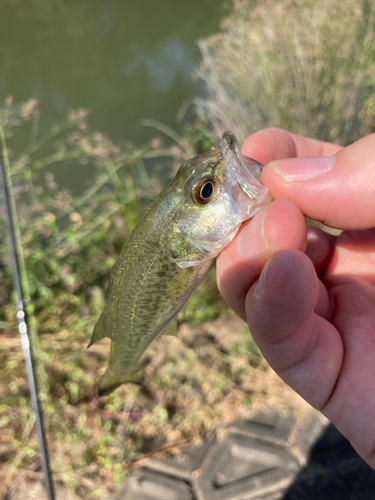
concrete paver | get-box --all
[113,407,375,500]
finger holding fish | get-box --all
[216,198,307,321]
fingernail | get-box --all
[238,207,268,257]
[268,155,335,181]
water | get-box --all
[0,0,225,147]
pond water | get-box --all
[0,0,225,147]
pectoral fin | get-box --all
[165,233,213,268]
[98,366,144,396]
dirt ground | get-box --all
[1,314,310,500]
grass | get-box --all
[195,0,375,146]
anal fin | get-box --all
[88,313,110,348]
[162,318,179,337]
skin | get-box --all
[216,128,375,469]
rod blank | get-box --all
[0,149,55,500]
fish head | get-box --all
[169,131,272,267]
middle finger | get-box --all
[217,198,307,320]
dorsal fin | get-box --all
[88,313,110,348]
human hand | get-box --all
[217,128,375,468]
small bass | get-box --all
[89,131,271,395]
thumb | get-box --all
[262,134,375,230]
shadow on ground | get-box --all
[282,423,375,500]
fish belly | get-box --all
[93,231,211,395]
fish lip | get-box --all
[220,131,266,201]
[221,131,264,179]
[221,131,245,168]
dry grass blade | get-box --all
[195,0,375,146]
[142,118,196,158]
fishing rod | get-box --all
[0,148,55,500]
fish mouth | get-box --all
[220,131,267,201]
[221,131,264,181]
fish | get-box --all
[89,131,272,395]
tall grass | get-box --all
[195,0,375,146]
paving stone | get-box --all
[145,437,214,482]
[111,407,375,500]
[192,432,299,500]
[289,408,330,465]
[227,407,296,447]
[113,468,194,500]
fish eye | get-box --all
[192,178,216,205]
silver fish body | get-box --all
[89,131,271,395]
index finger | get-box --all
[241,127,343,164]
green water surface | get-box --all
[0,0,225,147]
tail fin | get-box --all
[98,366,144,396]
